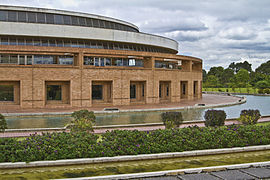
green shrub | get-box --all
[161,112,183,129]
[258,89,264,94]
[69,110,96,133]
[0,114,7,132]
[3,124,270,163]
[264,88,270,94]
[204,110,226,127]
[238,109,261,125]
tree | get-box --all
[208,66,224,80]
[235,69,249,88]
[256,60,270,75]
[202,69,207,83]
[256,80,270,89]
[205,75,219,88]
[220,68,234,87]
[229,61,252,73]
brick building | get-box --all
[0,5,202,110]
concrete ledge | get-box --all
[56,161,270,180]
[1,144,270,169]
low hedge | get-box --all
[1,124,270,163]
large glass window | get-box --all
[47,85,62,100]
[54,15,63,24]
[0,37,8,45]
[36,13,46,23]
[8,11,17,22]
[0,11,7,21]
[78,17,86,26]
[71,16,79,25]
[92,85,103,100]
[0,85,14,101]
[63,15,71,25]
[28,12,36,23]
[0,55,9,64]
[46,13,54,24]
[18,11,27,22]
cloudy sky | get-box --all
[1,0,270,70]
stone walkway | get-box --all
[0,94,241,115]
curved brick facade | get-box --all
[0,6,202,109]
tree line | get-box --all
[203,60,270,93]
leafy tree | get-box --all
[235,69,249,88]
[256,80,270,89]
[220,68,234,87]
[205,75,219,88]
[256,60,270,75]
[208,66,224,80]
[229,61,252,73]
[202,69,207,83]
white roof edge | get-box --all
[0,5,139,31]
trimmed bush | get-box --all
[204,110,226,127]
[0,114,7,132]
[238,109,261,125]
[161,112,183,129]
[2,124,270,163]
[68,110,96,133]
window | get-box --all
[9,38,17,45]
[0,85,14,101]
[129,59,135,66]
[41,40,49,46]
[28,12,36,23]
[18,11,27,22]
[84,56,94,65]
[63,15,71,25]
[105,58,111,66]
[92,19,99,27]
[33,55,55,64]
[47,85,62,100]
[92,85,103,100]
[0,37,8,45]
[54,15,63,24]
[130,84,136,99]
[59,56,73,65]
[0,55,9,64]
[8,11,17,22]
[36,13,46,23]
[19,55,25,65]
[135,59,143,67]
[46,13,54,24]
[0,11,7,21]
[71,16,79,25]
[10,55,18,64]
[27,55,32,65]
[86,18,92,26]
[78,17,86,26]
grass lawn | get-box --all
[203,87,259,94]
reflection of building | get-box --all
[0,5,202,109]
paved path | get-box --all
[0,94,240,115]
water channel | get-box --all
[5,95,270,129]
[1,150,270,179]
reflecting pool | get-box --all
[5,95,270,129]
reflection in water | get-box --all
[1,150,270,179]
[5,95,270,129]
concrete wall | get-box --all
[0,22,178,52]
